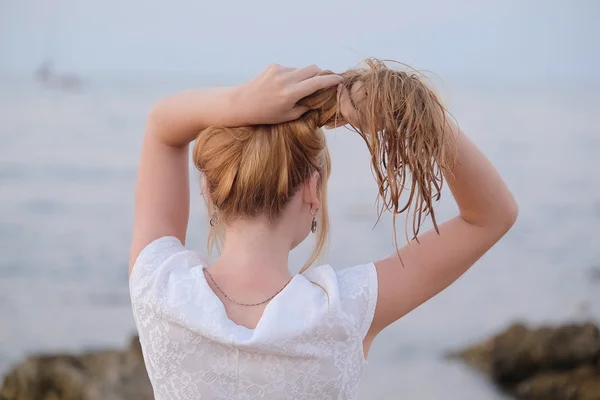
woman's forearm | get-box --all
[145,66,342,148]
[146,87,240,147]
[445,125,518,229]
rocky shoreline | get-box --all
[449,322,600,400]
[1,323,599,399]
[0,336,152,400]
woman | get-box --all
[129,60,518,399]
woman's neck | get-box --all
[215,218,293,278]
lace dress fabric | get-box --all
[130,236,378,400]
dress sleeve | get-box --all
[129,236,188,292]
[336,262,379,339]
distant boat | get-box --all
[35,60,84,91]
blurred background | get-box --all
[1,0,599,398]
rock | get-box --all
[450,322,600,400]
[491,323,600,384]
[448,334,495,375]
[451,323,600,400]
[451,322,600,383]
[515,366,600,400]
[0,336,152,400]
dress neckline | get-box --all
[198,265,303,333]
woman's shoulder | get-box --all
[301,263,378,339]
[129,236,206,289]
[302,263,377,297]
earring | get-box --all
[209,210,219,227]
[310,206,318,234]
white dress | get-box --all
[130,236,378,400]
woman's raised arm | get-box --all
[129,65,342,274]
[365,122,518,352]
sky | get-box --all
[1,0,598,83]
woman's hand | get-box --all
[232,64,343,126]
[324,81,366,129]
[129,63,342,274]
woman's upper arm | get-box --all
[128,129,190,276]
[366,216,514,340]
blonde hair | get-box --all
[193,58,451,272]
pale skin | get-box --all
[130,64,518,356]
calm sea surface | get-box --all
[0,76,599,399]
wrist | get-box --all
[223,84,255,127]
[222,85,245,127]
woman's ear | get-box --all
[302,171,320,210]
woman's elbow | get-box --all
[147,99,168,130]
[464,194,519,233]
[499,194,519,232]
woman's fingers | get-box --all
[338,82,363,127]
[292,74,343,100]
[287,64,321,83]
[288,105,310,120]
[264,64,295,74]
[337,85,354,119]
[278,66,297,73]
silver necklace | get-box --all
[203,268,292,307]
